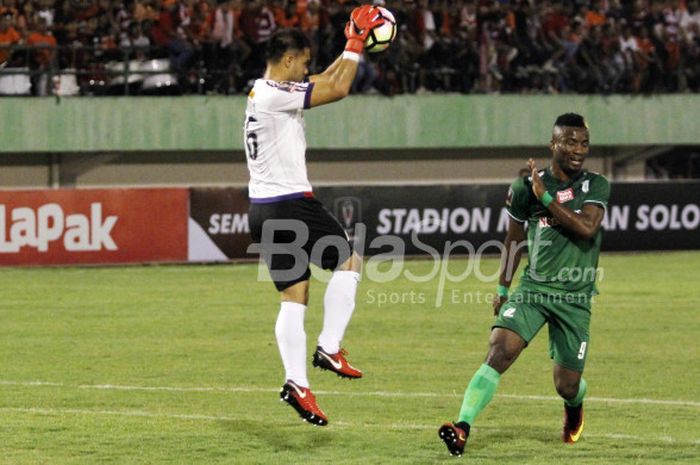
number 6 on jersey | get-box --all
[244,116,259,160]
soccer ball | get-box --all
[364,7,397,53]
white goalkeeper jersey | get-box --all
[244,78,316,203]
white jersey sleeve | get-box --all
[244,79,316,201]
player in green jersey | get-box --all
[438,113,611,456]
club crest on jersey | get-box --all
[582,180,590,193]
[538,216,560,228]
[557,188,575,203]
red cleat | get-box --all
[280,380,328,426]
[562,403,584,443]
[312,346,363,379]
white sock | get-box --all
[318,271,360,354]
[275,301,309,388]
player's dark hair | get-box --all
[554,113,587,128]
[265,29,311,64]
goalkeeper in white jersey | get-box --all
[245,6,385,426]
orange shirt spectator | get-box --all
[71,1,100,21]
[271,0,288,27]
[232,0,243,38]
[506,10,516,32]
[296,0,308,16]
[543,6,569,40]
[441,5,452,36]
[189,0,213,44]
[585,10,606,28]
[100,33,117,51]
[27,19,57,68]
[636,35,655,55]
[0,13,21,65]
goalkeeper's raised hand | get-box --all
[344,5,385,55]
[307,5,383,106]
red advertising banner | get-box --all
[0,188,188,265]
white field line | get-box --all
[1,406,699,447]
[1,379,699,408]
[0,406,238,422]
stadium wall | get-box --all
[0,149,612,189]
[1,95,699,152]
[2,182,698,266]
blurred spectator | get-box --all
[27,16,57,94]
[133,0,158,23]
[151,0,193,77]
[211,0,250,92]
[120,19,150,59]
[0,11,21,66]
[37,0,55,27]
[410,0,438,92]
[239,0,275,82]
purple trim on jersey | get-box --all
[304,83,315,109]
[250,191,314,204]
[265,80,309,93]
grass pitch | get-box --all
[1,252,699,464]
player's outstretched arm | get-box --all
[307,5,384,108]
[493,218,526,315]
[528,159,605,240]
[310,55,344,82]
[307,57,359,107]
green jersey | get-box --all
[506,168,611,296]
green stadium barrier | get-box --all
[1,95,698,152]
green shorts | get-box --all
[493,289,592,372]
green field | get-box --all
[1,252,699,464]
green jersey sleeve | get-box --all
[506,176,530,223]
[583,174,611,211]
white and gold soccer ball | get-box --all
[364,7,397,53]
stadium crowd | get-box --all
[1,0,700,95]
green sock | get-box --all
[564,378,587,407]
[457,363,501,425]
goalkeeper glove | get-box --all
[344,5,385,55]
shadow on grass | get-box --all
[472,424,556,448]
[217,418,336,454]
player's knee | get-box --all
[485,342,518,373]
[555,379,579,400]
[485,329,524,373]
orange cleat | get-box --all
[280,380,328,426]
[312,346,363,379]
[562,403,585,443]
